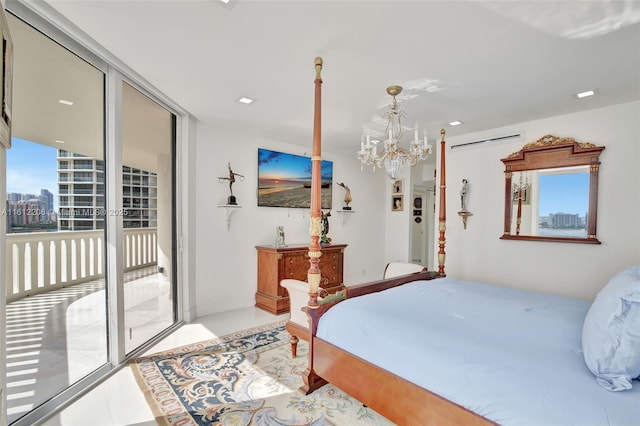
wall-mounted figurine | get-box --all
[218,163,244,205]
[457,178,473,230]
[460,178,469,211]
[320,210,331,244]
[337,182,352,210]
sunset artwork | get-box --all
[258,148,332,208]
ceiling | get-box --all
[22,1,640,157]
[8,11,173,173]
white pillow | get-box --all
[582,266,640,391]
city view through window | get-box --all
[6,138,57,232]
[538,172,589,237]
[6,138,158,233]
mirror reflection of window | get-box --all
[538,168,589,238]
[511,166,590,238]
[501,135,604,244]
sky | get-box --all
[7,137,58,207]
[538,171,589,216]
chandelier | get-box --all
[357,85,432,180]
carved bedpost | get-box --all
[438,129,447,276]
[301,57,328,394]
[307,56,323,308]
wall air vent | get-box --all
[450,133,522,150]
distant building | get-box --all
[7,192,22,202]
[6,190,57,232]
[122,166,158,229]
[41,189,54,212]
[549,212,581,228]
[57,150,157,231]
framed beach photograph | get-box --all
[392,179,403,194]
[392,195,404,212]
[257,148,333,208]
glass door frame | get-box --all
[4,2,189,424]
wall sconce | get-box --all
[457,178,473,229]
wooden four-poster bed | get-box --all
[299,57,490,425]
[297,58,640,426]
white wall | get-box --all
[194,125,388,317]
[442,101,640,300]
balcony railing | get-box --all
[5,228,157,302]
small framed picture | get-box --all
[392,195,404,211]
[392,179,403,194]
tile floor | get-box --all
[39,307,288,426]
[5,267,176,425]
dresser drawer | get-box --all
[283,252,309,279]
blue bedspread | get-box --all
[316,278,640,426]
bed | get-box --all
[314,276,640,425]
[295,58,640,425]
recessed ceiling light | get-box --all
[54,140,65,144]
[237,96,255,105]
[575,89,596,99]
[448,120,463,126]
[219,0,230,3]
[58,99,74,106]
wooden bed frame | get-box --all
[299,58,496,425]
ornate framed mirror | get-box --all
[500,135,605,244]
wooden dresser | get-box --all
[255,243,347,314]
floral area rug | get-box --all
[130,320,393,425]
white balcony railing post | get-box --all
[5,228,157,302]
[123,228,157,272]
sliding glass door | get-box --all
[3,9,179,425]
[121,82,176,354]
[4,13,107,424]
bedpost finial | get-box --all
[440,128,446,141]
[315,57,323,79]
